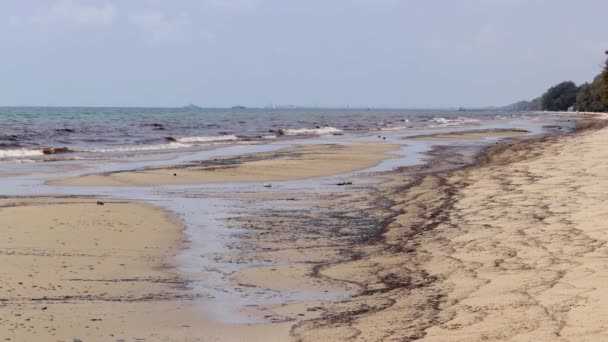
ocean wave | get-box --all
[279,127,342,136]
[0,149,44,158]
[431,117,480,127]
[169,135,239,143]
[42,147,74,155]
[82,142,192,153]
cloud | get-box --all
[128,10,211,44]
[31,0,116,26]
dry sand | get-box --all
[0,198,296,341]
[49,143,399,187]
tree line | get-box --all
[504,52,608,112]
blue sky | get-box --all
[0,0,606,108]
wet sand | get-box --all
[49,143,399,187]
[407,128,529,141]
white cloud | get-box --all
[32,0,116,26]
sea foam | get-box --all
[0,149,44,159]
[281,127,342,135]
[174,135,239,143]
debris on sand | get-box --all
[336,182,353,186]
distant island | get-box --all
[502,50,608,112]
[232,105,247,109]
[263,104,305,109]
[183,104,201,109]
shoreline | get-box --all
[289,115,608,340]
[1,115,601,340]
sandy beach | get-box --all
[0,198,302,341]
[291,117,608,341]
[49,143,398,187]
[407,128,529,141]
[5,117,608,341]
[1,141,404,341]
[1,0,606,339]
[0,198,194,340]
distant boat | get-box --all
[183,104,201,109]
[232,105,247,109]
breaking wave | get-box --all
[431,117,480,127]
[0,149,44,159]
[169,135,239,143]
[280,127,342,136]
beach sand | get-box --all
[49,142,399,187]
[0,198,190,340]
[407,128,529,141]
[0,197,303,341]
[292,118,608,341]
[9,118,608,341]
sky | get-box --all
[0,0,606,108]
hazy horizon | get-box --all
[0,105,504,110]
[1,0,606,108]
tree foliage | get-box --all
[541,81,579,111]
[602,55,608,108]
[576,75,606,112]
[576,55,608,112]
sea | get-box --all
[0,106,570,163]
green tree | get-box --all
[541,81,579,111]
[602,52,608,108]
[576,75,606,112]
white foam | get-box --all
[176,135,239,143]
[282,127,342,135]
[432,117,450,124]
[0,149,44,159]
[431,117,480,127]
